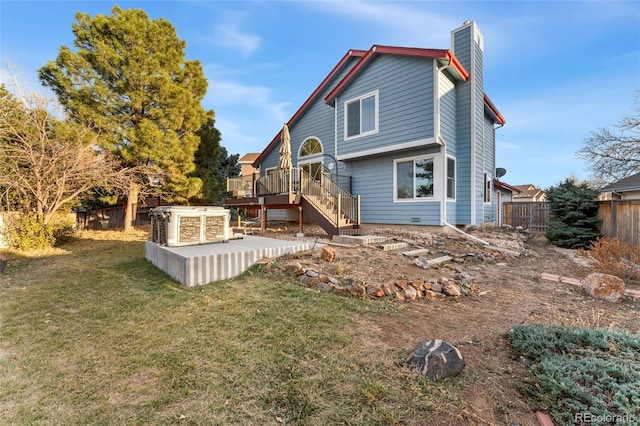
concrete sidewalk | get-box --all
[145,235,319,286]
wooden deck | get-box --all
[224,168,361,236]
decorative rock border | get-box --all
[282,260,478,302]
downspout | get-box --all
[334,97,338,163]
[436,61,447,227]
[436,60,489,245]
[443,221,490,245]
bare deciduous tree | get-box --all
[577,91,640,185]
[0,85,131,225]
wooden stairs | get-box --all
[299,170,361,236]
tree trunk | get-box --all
[124,183,139,231]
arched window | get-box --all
[300,138,322,157]
[298,137,323,181]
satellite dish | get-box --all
[495,168,507,179]
[327,162,334,170]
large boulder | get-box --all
[403,339,465,380]
[582,272,626,303]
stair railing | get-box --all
[300,169,359,228]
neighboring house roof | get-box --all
[253,44,505,166]
[598,172,640,193]
[239,153,260,164]
[494,180,521,194]
[512,184,546,200]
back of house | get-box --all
[234,20,506,233]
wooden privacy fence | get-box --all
[503,202,550,233]
[597,200,640,248]
[503,200,640,248]
[75,206,150,230]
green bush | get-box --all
[3,213,55,250]
[50,214,77,246]
[545,179,601,249]
[507,324,640,425]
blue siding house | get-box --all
[225,21,505,235]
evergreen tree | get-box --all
[38,6,208,229]
[191,115,240,205]
[545,178,601,249]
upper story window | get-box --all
[300,138,322,157]
[395,156,434,201]
[345,90,378,139]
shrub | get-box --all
[3,213,55,250]
[545,178,601,249]
[50,214,77,246]
[1,212,77,251]
[507,324,640,425]
[578,237,640,281]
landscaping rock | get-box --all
[424,290,446,300]
[404,339,465,380]
[413,257,431,269]
[582,272,626,303]
[349,282,366,298]
[442,282,461,297]
[321,246,336,262]
[285,261,305,275]
[366,283,384,298]
[404,285,417,301]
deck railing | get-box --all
[226,173,258,197]
[255,168,301,195]
[227,168,359,228]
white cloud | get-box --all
[206,80,290,122]
[202,78,293,155]
[208,23,261,57]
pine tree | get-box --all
[191,116,240,205]
[545,178,601,249]
[38,6,209,229]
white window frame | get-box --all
[344,90,379,140]
[298,137,324,158]
[393,154,436,202]
[446,156,456,200]
[484,172,492,204]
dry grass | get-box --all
[2,228,638,425]
[0,230,468,425]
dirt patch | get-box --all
[262,223,640,425]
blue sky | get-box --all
[1,1,639,189]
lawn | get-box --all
[3,229,638,425]
[0,231,454,425]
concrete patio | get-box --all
[145,235,319,287]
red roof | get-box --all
[252,49,367,166]
[494,180,521,194]
[325,46,469,105]
[253,44,505,166]
[484,94,506,125]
